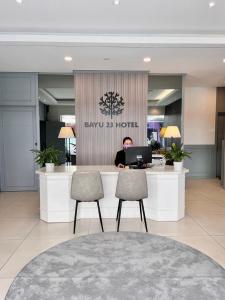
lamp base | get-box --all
[166,159,174,166]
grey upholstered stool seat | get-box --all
[71,171,104,234]
[115,170,148,232]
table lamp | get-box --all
[159,127,167,138]
[164,126,181,148]
[58,127,75,164]
[159,127,167,149]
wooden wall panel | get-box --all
[74,71,148,165]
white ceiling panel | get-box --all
[0,0,225,34]
[0,45,224,86]
[0,0,225,86]
[46,88,74,99]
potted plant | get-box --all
[164,143,191,171]
[31,146,61,172]
[150,139,161,152]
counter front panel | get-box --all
[36,165,188,223]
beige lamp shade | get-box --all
[159,127,167,138]
[58,127,75,138]
[164,126,181,138]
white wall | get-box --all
[183,87,216,145]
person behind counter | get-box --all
[115,137,133,168]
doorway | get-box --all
[216,112,225,179]
[0,107,37,191]
[38,74,76,165]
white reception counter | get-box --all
[36,165,189,223]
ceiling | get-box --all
[38,74,181,107]
[1,0,225,34]
[38,75,74,105]
[39,86,181,107]
[0,0,225,86]
[46,88,74,100]
[38,88,75,106]
[148,89,182,107]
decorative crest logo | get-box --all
[99,91,124,119]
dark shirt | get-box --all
[115,149,125,166]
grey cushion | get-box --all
[115,170,148,201]
[71,171,104,202]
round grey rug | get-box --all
[6,232,225,300]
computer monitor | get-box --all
[125,146,152,168]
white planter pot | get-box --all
[173,161,183,171]
[45,163,55,172]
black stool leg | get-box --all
[116,200,120,221]
[117,199,122,232]
[141,199,148,232]
[139,200,143,221]
[96,200,104,232]
[73,200,79,234]
[117,199,122,221]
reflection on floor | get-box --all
[0,178,225,299]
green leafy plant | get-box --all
[164,143,191,162]
[150,139,161,151]
[31,147,61,166]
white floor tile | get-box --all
[147,215,208,236]
[0,219,39,239]
[1,178,225,297]
[191,214,225,235]
[0,239,22,268]
[212,236,225,249]
[0,278,14,300]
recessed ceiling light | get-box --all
[209,1,215,7]
[104,58,110,61]
[16,0,23,3]
[113,0,120,5]
[143,57,151,63]
[64,56,72,62]
[223,58,225,63]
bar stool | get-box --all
[71,171,104,234]
[115,170,148,232]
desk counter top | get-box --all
[36,164,189,176]
[36,164,188,223]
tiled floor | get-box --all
[1,178,225,299]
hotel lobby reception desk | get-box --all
[36,165,189,223]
